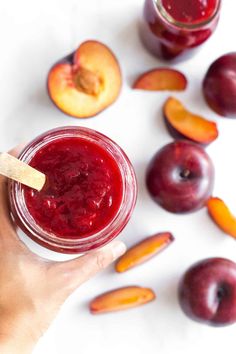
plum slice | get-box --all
[133,68,187,91]
[90,286,156,314]
[207,197,236,239]
[164,97,218,145]
[115,232,174,273]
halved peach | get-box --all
[115,232,174,273]
[90,286,156,314]
[164,97,219,144]
[47,40,122,118]
[133,68,187,91]
[207,197,236,239]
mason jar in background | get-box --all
[140,0,221,62]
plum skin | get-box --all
[203,53,236,118]
[178,258,236,327]
[146,140,214,214]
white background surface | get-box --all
[0,0,236,353]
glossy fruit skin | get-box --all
[146,140,214,213]
[203,53,236,118]
[178,258,236,327]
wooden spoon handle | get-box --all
[0,152,46,191]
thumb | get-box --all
[0,143,26,234]
[52,240,126,293]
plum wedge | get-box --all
[164,97,218,144]
[133,68,187,91]
[47,40,122,118]
[115,232,174,273]
[207,197,236,239]
[90,286,156,314]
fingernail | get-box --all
[110,240,127,260]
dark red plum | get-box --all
[203,53,236,118]
[179,258,236,326]
[146,140,214,213]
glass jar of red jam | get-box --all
[9,127,137,254]
[140,0,221,61]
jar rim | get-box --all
[9,126,137,253]
[154,0,221,30]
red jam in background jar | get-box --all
[162,0,218,25]
[9,127,137,254]
[24,137,123,239]
[140,0,221,61]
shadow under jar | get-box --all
[140,0,221,62]
[9,127,137,254]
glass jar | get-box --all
[140,0,221,61]
[9,127,137,254]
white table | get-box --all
[0,0,236,353]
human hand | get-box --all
[0,146,126,354]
